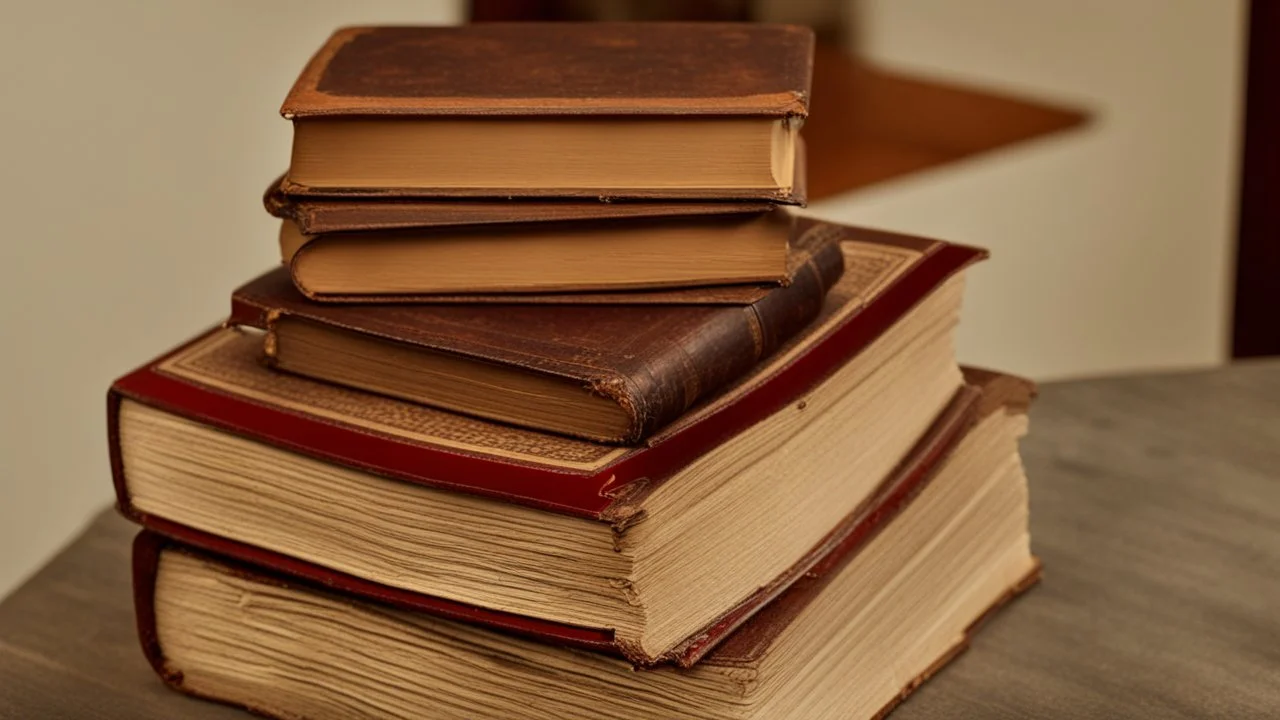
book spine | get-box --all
[228,294,271,329]
[616,237,844,444]
[749,233,845,355]
[131,531,176,689]
[132,533,303,720]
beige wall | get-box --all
[811,0,1245,380]
[0,0,460,599]
[0,1,1245,598]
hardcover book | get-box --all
[265,171,813,304]
[263,175,801,236]
[279,23,814,200]
[110,231,985,665]
[275,210,810,300]
[234,220,843,443]
[132,370,1039,719]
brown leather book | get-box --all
[276,210,800,300]
[231,220,846,444]
[265,174,815,304]
[263,175,802,236]
[110,231,986,666]
[280,23,813,200]
[269,196,782,236]
[130,370,1039,718]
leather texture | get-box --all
[232,221,845,443]
[282,24,813,118]
[284,210,824,305]
[108,233,986,519]
[126,371,1033,673]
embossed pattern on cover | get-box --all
[161,330,620,469]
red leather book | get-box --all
[279,24,813,201]
[111,230,985,665]
[131,369,1039,718]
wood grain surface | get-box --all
[2,362,1278,718]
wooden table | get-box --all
[2,362,1278,718]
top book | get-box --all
[280,23,814,200]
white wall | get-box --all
[0,1,1245,599]
[809,0,1245,381]
[0,0,461,599]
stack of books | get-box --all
[108,23,1040,720]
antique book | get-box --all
[262,175,798,236]
[280,24,813,200]
[232,222,845,443]
[277,210,799,299]
[266,177,811,304]
[110,232,985,665]
[132,370,1039,719]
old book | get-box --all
[233,221,846,443]
[277,210,799,299]
[263,175,799,236]
[280,24,813,200]
[132,370,1039,719]
[110,232,985,665]
[265,176,811,304]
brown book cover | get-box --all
[130,370,1038,700]
[277,209,826,306]
[279,24,813,201]
[110,230,985,519]
[282,24,813,119]
[230,221,846,443]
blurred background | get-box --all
[0,1,1254,598]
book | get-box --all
[279,24,813,200]
[132,370,1039,719]
[110,232,985,665]
[127,375,978,667]
[232,220,846,443]
[276,209,801,299]
[265,173,813,305]
[263,175,800,236]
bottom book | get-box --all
[132,377,1039,720]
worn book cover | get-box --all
[279,24,813,201]
[282,24,812,120]
[230,220,845,443]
